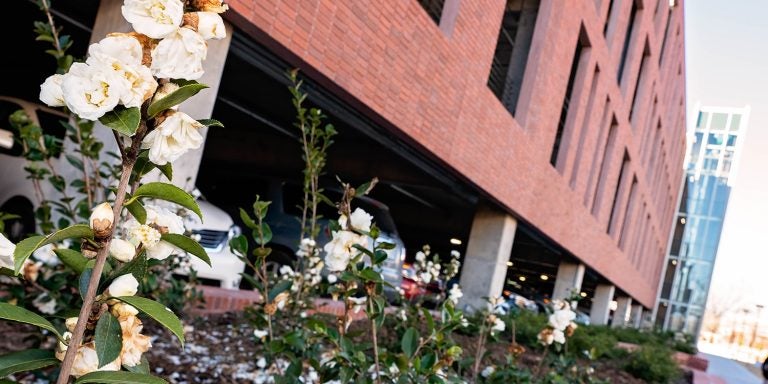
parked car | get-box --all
[499,290,540,314]
[0,96,245,289]
[183,197,244,289]
[0,96,70,242]
[244,180,405,293]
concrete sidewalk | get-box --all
[700,353,763,384]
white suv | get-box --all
[0,96,245,288]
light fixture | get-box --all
[580,292,587,297]
[540,274,549,281]
[450,238,462,245]
[680,217,686,224]
[519,276,526,282]
[506,261,514,267]
[609,300,618,311]
[671,260,677,265]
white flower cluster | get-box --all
[56,274,150,377]
[323,208,372,272]
[413,246,441,284]
[447,283,463,305]
[39,0,228,166]
[537,300,578,346]
[0,233,16,271]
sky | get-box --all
[686,1,768,316]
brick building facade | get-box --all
[221,0,686,314]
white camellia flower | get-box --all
[110,238,136,262]
[326,274,337,284]
[490,316,506,334]
[253,329,268,340]
[108,274,139,297]
[548,301,576,331]
[39,74,66,107]
[61,63,128,120]
[65,317,79,332]
[87,35,158,108]
[151,27,207,80]
[481,366,495,378]
[69,344,121,378]
[141,111,204,165]
[195,12,226,40]
[118,315,152,367]
[324,230,365,272]
[122,0,184,39]
[415,251,426,263]
[87,34,143,67]
[0,233,15,270]
[552,328,566,344]
[339,208,373,232]
[126,206,184,260]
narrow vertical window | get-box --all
[417,0,446,25]
[603,0,615,35]
[617,1,638,83]
[551,28,589,166]
[659,6,672,65]
[618,177,638,248]
[487,0,541,116]
[608,151,631,234]
[591,116,619,215]
[629,41,650,123]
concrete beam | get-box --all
[612,296,632,328]
[590,284,615,326]
[552,262,585,305]
[459,205,517,311]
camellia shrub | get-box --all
[0,0,228,382]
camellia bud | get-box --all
[89,202,114,237]
[110,302,139,318]
[107,274,139,297]
[109,238,136,263]
[65,317,79,332]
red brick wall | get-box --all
[224,0,686,307]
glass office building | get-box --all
[655,105,749,336]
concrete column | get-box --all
[631,304,644,328]
[90,0,232,190]
[590,284,615,326]
[612,296,633,328]
[459,205,517,311]
[552,262,585,304]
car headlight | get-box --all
[228,224,241,239]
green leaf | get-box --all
[13,224,93,274]
[0,349,58,378]
[125,200,147,224]
[147,81,208,118]
[239,208,257,229]
[268,280,292,302]
[0,303,61,339]
[128,182,202,219]
[116,296,184,347]
[197,119,223,128]
[359,268,382,283]
[99,107,141,136]
[401,327,419,358]
[123,356,150,374]
[80,268,93,301]
[75,371,168,384]
[161,234,210,266]
[54,249,89,274]
[255,223,272,245]
[111,252,147,287]
[155,162,173,181]
[94,312,123,368]
[229,235,248,256]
